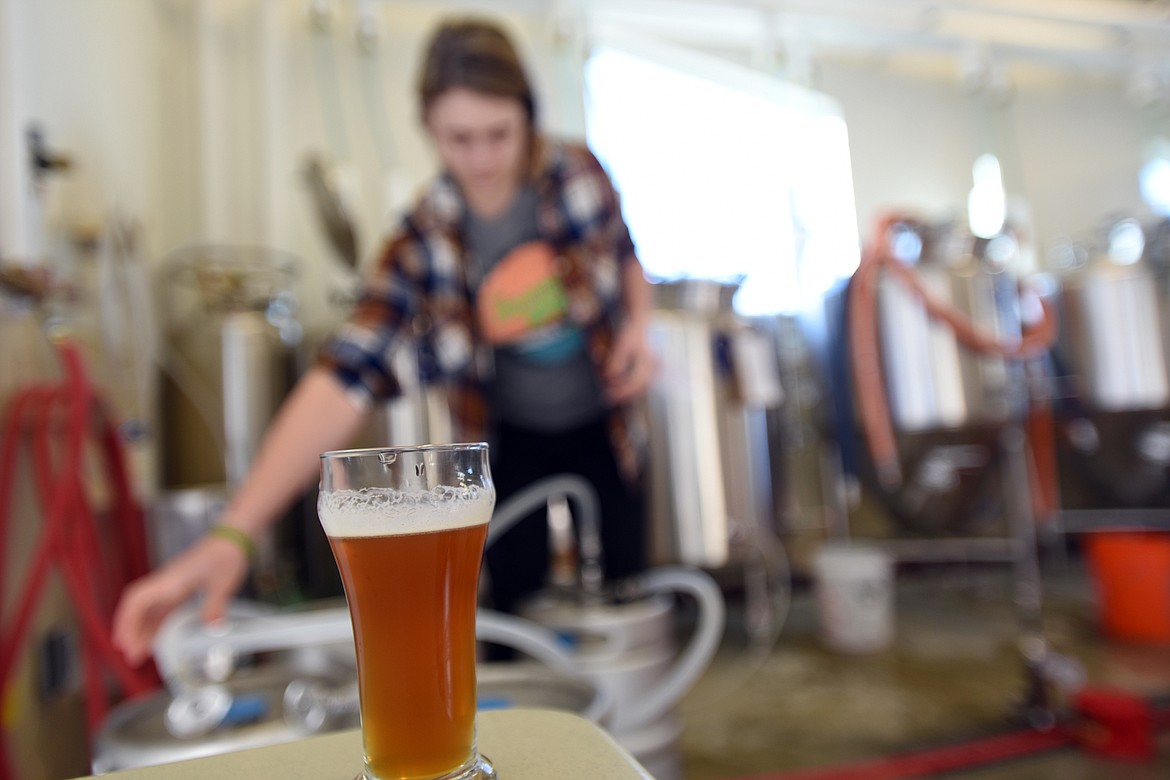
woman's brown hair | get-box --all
[417,19,537,127]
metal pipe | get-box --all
[152,603,613,728]
[1001,422,1054,729]
[486,474,605,600]
[1059,508,1170,533]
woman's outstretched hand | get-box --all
[112,535,250,667]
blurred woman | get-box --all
[113,17,653,664]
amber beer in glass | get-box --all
[318,443,496,780]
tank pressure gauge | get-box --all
[1107,218,1145,266]
[984,233,1018,269]
[889,223,924,265]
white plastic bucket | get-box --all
[813,543,894,653]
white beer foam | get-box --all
[318,485,493,538]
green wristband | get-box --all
[208,525,257,562]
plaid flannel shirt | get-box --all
[318,138,646,482]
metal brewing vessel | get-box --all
[855,224,1030,534]
[1052,217,1170,506]
[158,245,302,489]
[878,224,1026,434]
[1056,219,1170,413]
[645,280,782,569]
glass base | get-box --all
[357,754,496,780]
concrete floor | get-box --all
[675,551,1170,779]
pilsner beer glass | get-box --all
[318,443,496,780]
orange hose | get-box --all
[881,258,1057,359]
[848,213,909,487]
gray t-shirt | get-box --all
[464,185,606,432]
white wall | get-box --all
[819,61,1148,262]
[818,63,979,237]
[3,0,167,262]
[1011,82,1146,252]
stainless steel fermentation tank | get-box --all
[155,246,313,595]
[645,280,783,569]
[877,226,1026,434]
[1053,217,1170,507]
[844,222,1032,534]
[158,245,302,491]
[847,221,1070,724]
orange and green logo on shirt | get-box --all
[476,240,569,345]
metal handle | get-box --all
[283,679,360,732]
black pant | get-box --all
[484,418,646,616]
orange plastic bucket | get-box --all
[1084,532,1170,645]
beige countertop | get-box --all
[75,709,653,779]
